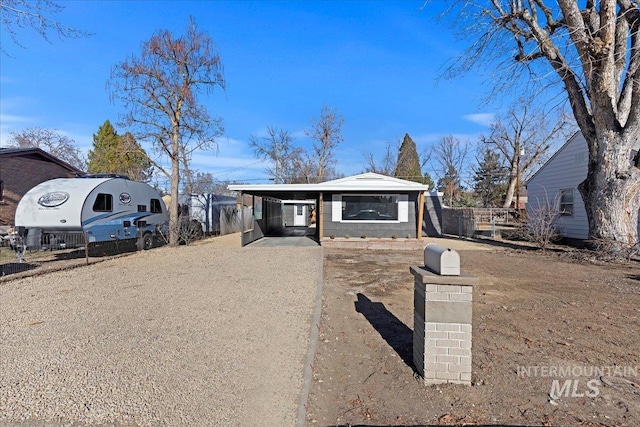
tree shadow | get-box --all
[354,293,415,372]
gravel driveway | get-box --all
[0,235,322,426]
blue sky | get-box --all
[0,0,501,185]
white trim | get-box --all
[332,194,341,222]
[331,193,409,223]
[398,194,409,222]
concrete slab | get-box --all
[247,236,320,247]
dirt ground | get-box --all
[306,237,640,426]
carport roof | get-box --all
[228,172,430,199]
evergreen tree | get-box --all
[393,133,422,183]
[88,120,119,174]
[88,120,153,181]
[422,172,435,189]
[473,148,507,207]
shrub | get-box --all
[521,194,562,249]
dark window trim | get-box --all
[93,193,113,212]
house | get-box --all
[0,148,83,228]
[526,132,640,244]
[228,172,431,246]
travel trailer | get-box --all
[14,175,168,251]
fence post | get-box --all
[84,232,89,265]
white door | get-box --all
[293,204,306,226]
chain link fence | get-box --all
[0,230,167,281]
[442,207,520,238]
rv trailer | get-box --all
[14,175,168,251]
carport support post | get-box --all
[417,191,425,239]
[318,193,323,239]
[410,265,477,385]
[240,191,245,233]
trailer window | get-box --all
[93,193,113,212]
[150,199,162,213]
[138,205,147,212]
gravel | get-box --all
[0,236,322,426]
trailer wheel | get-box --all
[137,233,153,251]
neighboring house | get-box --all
[229,172,431,246]
[526,132,640,243]
[0,148,83,227]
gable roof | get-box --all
[228,172,430,199]
[526,132,640,186]
[0,147,83,174]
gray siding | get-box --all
[527,133,590,239]
[283,204,295,226]
[322,191,419,238]
[423,194,443,237]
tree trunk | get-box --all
[502,169,518,209]
[578,133,640,250]
[169,135,181,247]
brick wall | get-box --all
[0,156,77,226]
[411,266,477,385]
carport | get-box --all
[229,173,431,247]
[227,184,322,247]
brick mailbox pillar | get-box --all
[411,244,477,385]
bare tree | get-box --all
[432,135,470,206]
[108,17,225,246]
[0,0,91,56]
[249,126,305,184]
[434,0,640,249]
[9,127,86,170]
[482,101,569,208]
[306,105,344,182]
[362,139,397,175]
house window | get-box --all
[559,189,574,216]
[150,199,163,213]
[93,193,113,212]
[342,195,399,221]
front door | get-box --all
[293,204,306,226]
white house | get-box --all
[526,132,640,242]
